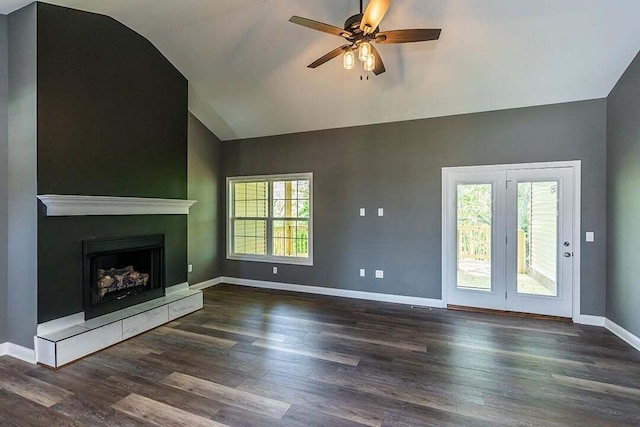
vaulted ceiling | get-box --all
[2,0,640,140]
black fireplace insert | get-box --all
[83,234,165,319]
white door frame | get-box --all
[441,160,582,321]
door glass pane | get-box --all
[457,183,492,291]
[517,181,558,296]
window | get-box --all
[227,173,312,265]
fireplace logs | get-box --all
[96,265,149,298]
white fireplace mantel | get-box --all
[37,194,197,216]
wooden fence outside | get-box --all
[458,226,526,273]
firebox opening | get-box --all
[83,234,165,320]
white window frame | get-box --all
[227,172,313,266]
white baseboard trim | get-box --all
[605,318,640,352]
[0,342,36,364]
[574,315,605,327]
[221,276,446,308]
[190,277,224,291]
[575,316,640,352]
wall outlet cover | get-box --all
[188,264,193,273]
[359,269,366,277]
[586,232,595,242]
[360,208,366,216]
[375,270,384,279]
[378,208,384,217]
[273,266,278,274]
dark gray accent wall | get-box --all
[36,3,188,323]
[607,50,640,337]
[188,113,222,285]
[7,3,38,348]
[38,214,187,322]
[36,3,187,199]
[0,14,8,344]
[222,99,607,316]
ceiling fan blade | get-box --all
[370,45,386,75]
[376,29,441,44]
[360,0,391,34]
[289,16,352,39]
[308,45,350,69]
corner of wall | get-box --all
[187,113,224,285]
[0,14,9,344]
[605,49,640,339]
[6,2,38,349]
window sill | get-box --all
[226,254,313,266]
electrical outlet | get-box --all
[586,232,595,242]
[378,208,384,217]
[360,269,366,277]
[375,270,384,279]
[360,208,366,217]
[273,266,278,274]
[188,264,193,273]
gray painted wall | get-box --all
[607,51,640,337]
[188,113,222,284]
[0,15,8,344]
[7,3,37,348]
[222,99,607,316]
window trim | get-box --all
[226,172,313,266]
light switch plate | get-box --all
[586,232,595,242]
[188,264,193,273]
[378,208,384,217]
[375,270,384,279]
[359,269,366,277]
[360,208,366,216]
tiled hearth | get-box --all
[36,288,203,368]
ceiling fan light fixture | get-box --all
[364,53,376,72]
[359,41,372,61]
[343,48,355,70]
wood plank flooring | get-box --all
[1,284,640,426]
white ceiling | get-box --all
[2,0,640,140]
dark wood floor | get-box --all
[1,284,640,426]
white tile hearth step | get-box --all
[123,306,169,340]
[35,289,203,368]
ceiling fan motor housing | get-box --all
[344,14,379,42]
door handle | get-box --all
[564,252,573,258]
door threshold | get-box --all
[447,305,572,323]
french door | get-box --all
[443,163,576,318]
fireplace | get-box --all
[83,234,165,319]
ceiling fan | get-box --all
[289,0,441,76]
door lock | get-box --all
[564,252,573,258]
[563,241,571,247]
